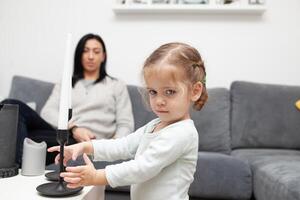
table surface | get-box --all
[0,170,104,199]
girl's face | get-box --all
[81,39,105,75]
[145,64,202,126]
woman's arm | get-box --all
[40,83,61,128]
[113,80,134,138]
[71,126,96,142]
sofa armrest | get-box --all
[8,75,54,114]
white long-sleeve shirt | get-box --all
[40,77,134,139]
[92,118,199,200]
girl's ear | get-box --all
[191,82,203,102]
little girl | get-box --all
[48,42,208,200]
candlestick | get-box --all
[37,34,82,197]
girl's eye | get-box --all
[148,90,157,96]
[165,90,176,96]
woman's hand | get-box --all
[60,153,108,188]
[72,127,96,142]
[48,142,89,166]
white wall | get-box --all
[0,0,299,98]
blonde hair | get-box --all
[142,42,208,111]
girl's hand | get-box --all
[60,154,108,188]
[48,143,86,166]
[72,127,96,142]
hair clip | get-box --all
[192,63,206,85]
[201,76,206,85]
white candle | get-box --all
[58,33,72,129]
[68,43,73,111]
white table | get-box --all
[0,171,105,200]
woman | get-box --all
[2,33,134,165]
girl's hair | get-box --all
[143,42,208,110]
[72,33,108,87]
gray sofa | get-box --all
[7,75,300,200]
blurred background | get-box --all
[0,0,299,98]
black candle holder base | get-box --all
[45,171,60,181]
[37,128,82,197]
[36,182,83,197]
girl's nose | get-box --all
[156,96,166,106]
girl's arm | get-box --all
[40,83,60,127]
[92,126,144,162]
[56,129,145,188]
[104,125,196,187]
[113,80,134,138]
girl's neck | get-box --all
[154,116,190,133]
[153,122,169,133]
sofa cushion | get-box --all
[189,152,252,200]
[192,88,231,154]
[232,149,300,200]
[231,81,300,149]
[8,75,54,114]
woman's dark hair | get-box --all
[72,33,108,87]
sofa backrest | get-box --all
[231,81,300,149]
[191,88,231,154]
[9,75,232,154]
[8,75,54,114]
[127,85,156,130]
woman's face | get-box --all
[81,39,105,75]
